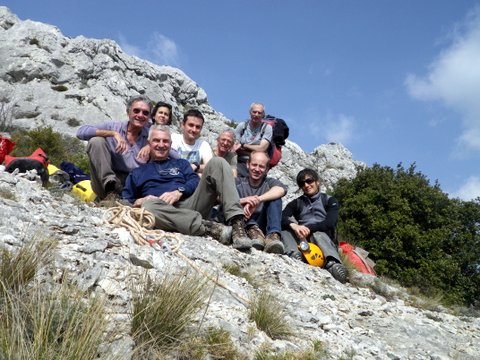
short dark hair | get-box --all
[182,109,205,124]
[126,96,151,112]
[152,101,173,124]
[296,168,320,187]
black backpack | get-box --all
[263,114,289,147]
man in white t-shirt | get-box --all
[171,109,213,175]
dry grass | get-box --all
[254,339,328,360]
[0,239,109,359]
[131,271,209,354]
[249,290,291,339]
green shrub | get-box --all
[249,290,291,339]
[334,163,480,306]
[10,126,90,174]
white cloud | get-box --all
[405,6,480,154]
[305,111,354,146]
[147,33,179,66]
[451,176,480,200]
[117,34,141,58]
[117,32,180,66]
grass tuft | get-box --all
[0,239,109,359]
[254,339,328,360]
[0,238,56,296]
[249,290,291,339]
[131,271,208,353]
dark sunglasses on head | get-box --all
[132,108,150,116]
[298,178,315,187]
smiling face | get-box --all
[153,106,171,125]
[127,100,151,129]
[247,152,269,183]
[149,128,172,161]
[217,132,235,153]
[181,116,204,144]
[299,177,320,197]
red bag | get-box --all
[339,241,376,276]
[0,136,15,163]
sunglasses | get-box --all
[132,108,150,116]
[298,178,315,187]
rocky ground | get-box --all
[1,171,479,359]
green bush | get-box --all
[10,126,90,174]
[334,163,480,306]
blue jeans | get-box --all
[246,198,282,235]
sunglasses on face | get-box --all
[298,178,315,187]
[132,108,150,116]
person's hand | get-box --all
[137,144,151,161]
[291,223,310,239]
[133,195,158,208]
[113,132,128,154]
[158,190,182,205]
[232,142,242,152]
[243,203,254,218]
[240,195,260,208]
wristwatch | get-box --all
[177,186,185,193]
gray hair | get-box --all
[148,124,171,140]
[126,96,152,112]
[218,129,236,142]
[249,102,265,116]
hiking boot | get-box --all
[264,232,285,254]
[246,225,265,251]
[202,220,232,245]
[229,216,252,251]
[325,261,348,284]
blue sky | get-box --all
[4,0,480,200]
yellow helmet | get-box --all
[299,242,325,267]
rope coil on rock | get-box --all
[103,203,183,251]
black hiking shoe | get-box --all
[202,220,232,245]
[229,216,252,251]
[326,261,348,284]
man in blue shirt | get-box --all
[122,125,251,250]
[76,96,151,199]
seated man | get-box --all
[214,129,238,177]
[281,168,348,283]
[171,109,213,175]
[236,151,286,253]
[76,96,151,199]
[122,125,251,250]
[233,102,272,178]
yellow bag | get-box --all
[72,180,97,202]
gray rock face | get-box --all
[1,170,480,359]
[0,6,363,196]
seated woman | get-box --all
[281,168,348,283]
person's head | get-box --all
[148,125,172,161]
[247,151,270,182]
[151,101,173,125]
[216,130,235,154]
[181,109,205,144]
[296,168,321,197]
[126,96,151,128]
[249,102,265,123]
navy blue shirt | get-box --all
[122,158,199,203]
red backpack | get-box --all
[0,135,15,163]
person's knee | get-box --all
[87,137,107,155]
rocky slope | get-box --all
[1,6,479,359]
[1,168,479,359]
